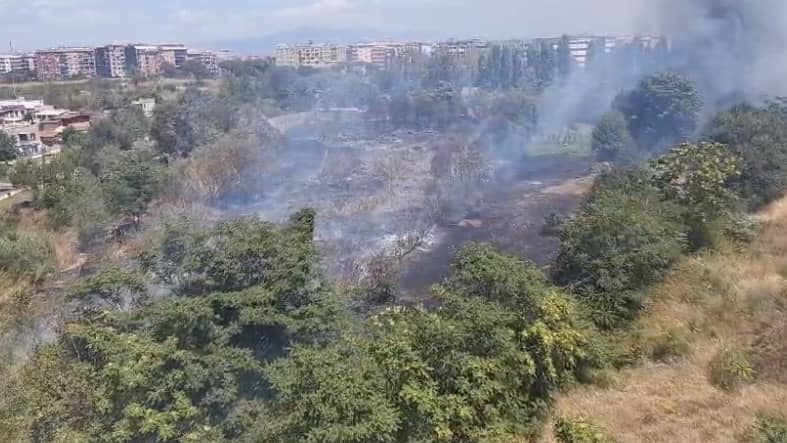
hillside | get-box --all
[542,197,787,443]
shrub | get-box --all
[708,345,755,391]
[754,415,787,443]
[650,142,741,250]
[648,329,691,363]
[555,181,686,327]
[704,101,787,209]
[554,417,617,443]
[0,232,56,283]
[591,111,636,162]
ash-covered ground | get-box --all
[226,113,593,300]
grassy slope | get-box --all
[542,197,787,443]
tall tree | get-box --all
[0,130,17,163]
[557,35,573,80]
[614,72,702,152]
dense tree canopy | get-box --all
[614,72,702,151]
[555,170,686,327]
[704,101,787,209]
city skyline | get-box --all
[1,0,657,52]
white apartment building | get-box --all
[0,53,34,74]
[275,44,350,68]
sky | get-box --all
[0,0,655,52]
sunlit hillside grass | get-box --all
[542,196,787,443]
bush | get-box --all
[708,345,755,391]
[591,111,637,162]
[554,417,617,443]
[704,101,787,209]
[555,176,686,327]
[648,329,692,363]
[723,213,760,244]
[0,232,56,283]
[650,142,741,250]
[754,415,787,443]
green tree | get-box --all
[263,244,597,443]
[179,59,212,80]
[150,89,230,156]
[704,101,787,209]
[260,343,400,443]
[11,215,345,442]
[0,130,17,163]
[557,35,573,80]
[555,171,686,327]
[651,142,741,248]
[88,106,150,151]
[614,72,702,151]
[100,148,164,217]
[591,111,636,162]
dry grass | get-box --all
[541,196,787,443]
[541,175,597,197]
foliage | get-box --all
[591,111,636,162]
[99,147,164,217]
[647,329,692,363]
[262,244,598,442]
[476,44,527,89]
[754,415,787,443]
[261,342,400,443]
[651,142,741,248]
[151,89,233,156]
[67,266,147,311]
[614,72,702,151]
[0,230,55,283]
[10,214,344,442]
[141,214,323,299]
[88,106,150,151]
[704,101,787,209]
[19,320,256,442]
[708,345,754,391]
[0,129,17,163]
[70,172,112,249]
[554,417,616,443]
[555,171,686,327]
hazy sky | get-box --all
[0,0,654,51]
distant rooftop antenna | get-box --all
[9,40,17,98]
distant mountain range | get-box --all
[202,27,451,55]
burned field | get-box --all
[226,116,593,300]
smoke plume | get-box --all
[659,0,787,105]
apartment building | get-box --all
[125,45,162,77]
[352,44,383,66]
[186,50,219,75]
[96,45,128,78]
[274,45,299,67]
[35,47,96,81]
[0,54,32,74]
[275,44,350,67]
[159,44,188,68]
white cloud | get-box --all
[272,0,355,20]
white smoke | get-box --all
[657,0,787,104]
